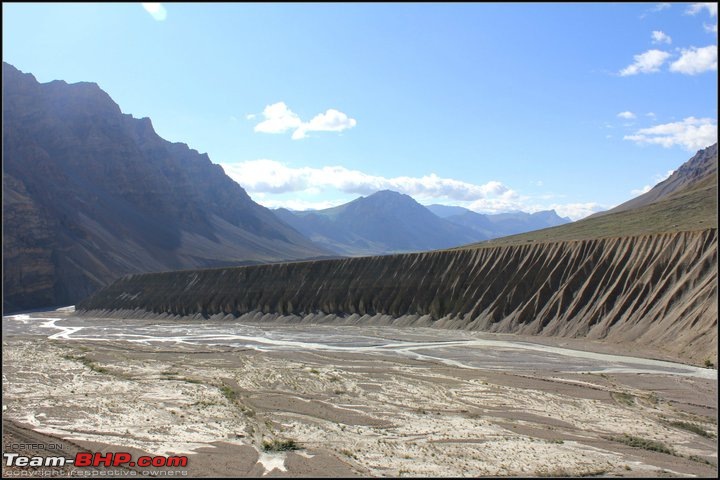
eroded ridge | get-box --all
[79,229,718,364]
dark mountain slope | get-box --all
[2,62,328,312]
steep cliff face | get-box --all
[78,229,718,364]
[2,63,328,312]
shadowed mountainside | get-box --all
[2,62,328,312]
[79,229,718,364]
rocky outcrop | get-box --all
[78,229,718,364]
[2,63,328,312]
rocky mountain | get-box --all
[274,190,482,255]
[2,62,329,312]
[427,206,571,239]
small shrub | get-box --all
[704,359,715,368]
[340,448,357,459]
[220,385,237,401]
[612,392,635,406]
[262,438,299,452]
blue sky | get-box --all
[3,2,717,219]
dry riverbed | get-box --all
[2,310,717,477]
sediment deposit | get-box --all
[79,229,718,364]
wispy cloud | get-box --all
[220,159,512,201]
[617,111,636,120]
[624,117,718,151]
[619,49,671,76]
[669,45,718,74]
[651,30,672,44]
[141,3,167,21]
[686,3,718,32]
[252,102,357,140]
[686,3,718,17]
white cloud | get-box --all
[646,112,656,118]
[686,3,718,17]
[617,111,636,119]
[245,113,256,120]
[141,3,167,21]
[669,45,718,74]
[292,109,357,140]
[252,102,356,140]
[220,159,512,201]
[651,31,672,44]
[704,23,718,33]
[624,117,718,151]
[619,49,671,76]
[253,102,303,134]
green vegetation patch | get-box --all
[612,392,635,406]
